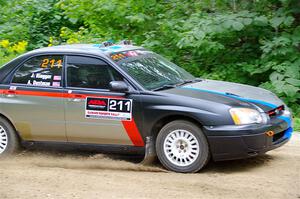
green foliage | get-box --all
[294,117,300,132]
[0,54,18,66]
[0,39,28,66]
[0,0,299,118]
[0,0,77,49]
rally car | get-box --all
[0,41,293,173]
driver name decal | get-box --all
[85,97,132,121]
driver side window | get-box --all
[66,56,123,89]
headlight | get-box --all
[282,109,291,117]
[229,108,265,125]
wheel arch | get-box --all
[150,114,205,140]
[0,113,22,140]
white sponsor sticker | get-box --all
[85,97,132,121]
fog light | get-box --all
[265,131,275,137]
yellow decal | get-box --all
[111,53,125,61]
[41,58,63,68]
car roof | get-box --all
[0,44,145,84]
[27,44,144,57]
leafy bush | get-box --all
[0,0,77,49]
[0,39,28,66]
[294,117,300,132]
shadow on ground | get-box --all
[203,154,274,173]
[4,145,274,174]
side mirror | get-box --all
[109,81,129,92]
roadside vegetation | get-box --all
[0,0,299,130]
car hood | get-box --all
[164,79,284,112]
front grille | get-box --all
[268,105,284,117]
[273,131,285,142]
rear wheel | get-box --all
[156,120,210,173]
[0,118,19,157]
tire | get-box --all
[156,120,210,173]
[0,117,19,157]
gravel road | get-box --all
[0,133,299,199]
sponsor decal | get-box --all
[35,73,52,80]
[27,72,62,87]
[9,86,17,90]
[110,50,149,62]
[27,79,60,87]
[27,80,51,87]
[52,82,61,87]
[124,50,138,57]
[85,97,132,121]
[53,76,62,81]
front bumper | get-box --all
[204,116,293,161]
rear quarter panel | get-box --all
[0,87,15,132]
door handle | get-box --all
[68,94,85,102]
[4,90,17,98]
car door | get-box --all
[64,55,144,146]
[0,55,66,141]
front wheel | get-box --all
[156,120,210,173]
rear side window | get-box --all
[12,55,63,87]
[66,56,123,89]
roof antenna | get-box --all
[102,41,114,47]
[118,40,132,45]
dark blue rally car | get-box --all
[0,41,293,172]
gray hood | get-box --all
[181,79,284,111]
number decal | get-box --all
[109,100,117,110]
[41,58,63,68]
[109,99,131,112]
[117,101,123,111]
[124,101,131,112]
[49,59,55,68]
[111,53,126,61]
[57,59,63,68]
[41,59,49,68]
[86,98,132,121]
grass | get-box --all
[293,117,300,132]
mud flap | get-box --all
[141,136,157,165]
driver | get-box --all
[87,73,100,89]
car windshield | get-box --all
[111,50,195,90]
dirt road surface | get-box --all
[0,133,299,199]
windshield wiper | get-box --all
[177,78,203,86]
[152,78,203,91]
[152,84,176,91]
